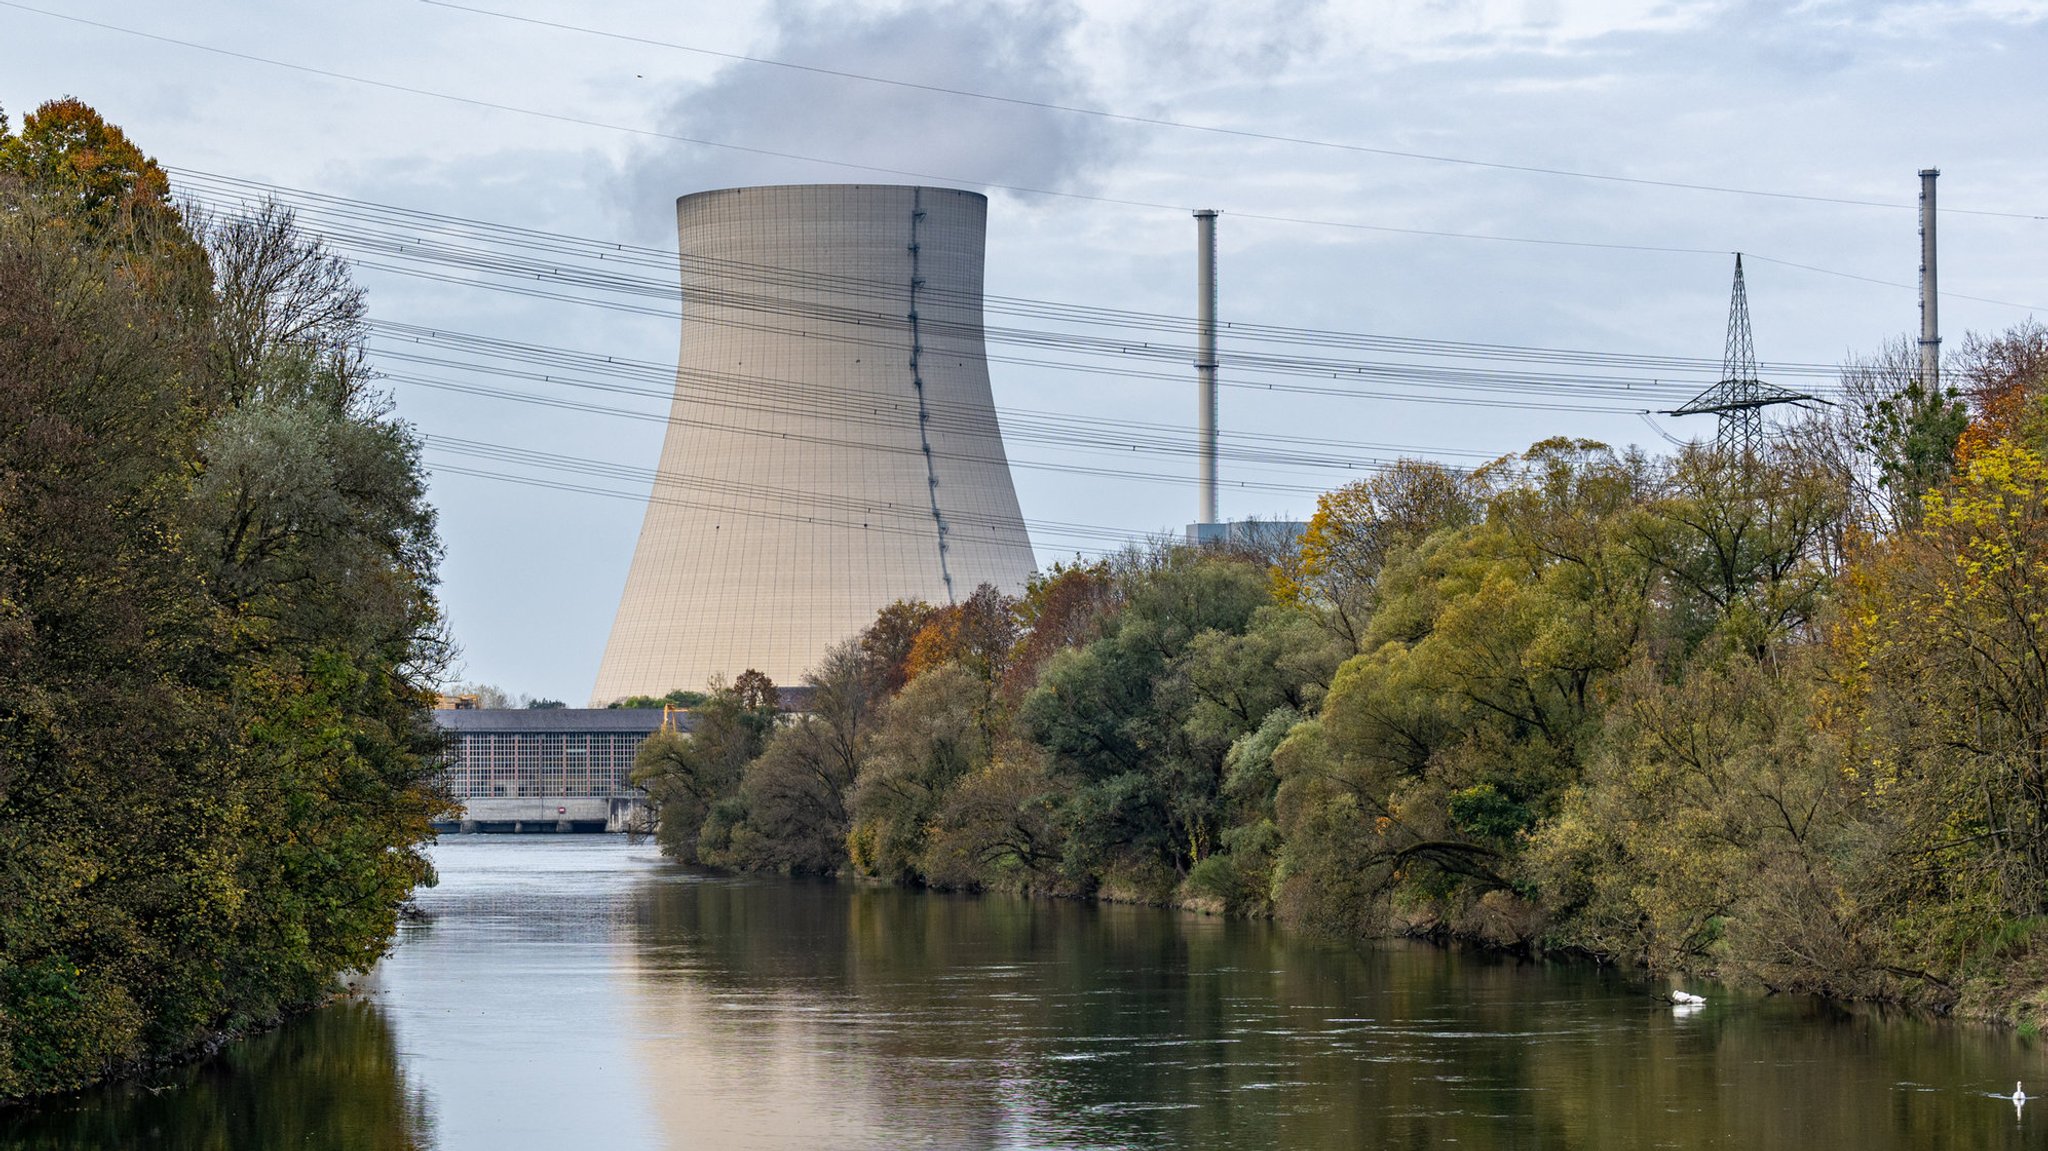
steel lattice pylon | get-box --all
[1668,254,1813,456]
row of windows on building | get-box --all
[439,732,650,800]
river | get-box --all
[6,836,2044,1149]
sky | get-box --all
[3,0,2044,703]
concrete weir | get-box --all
[443,796,652,835]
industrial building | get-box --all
[591,184,1037,703]
[432,707,679,832]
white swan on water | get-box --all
[2014,1082,2027,1105]
[1671,991,1706,1006]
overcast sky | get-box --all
[4,0,2044,703]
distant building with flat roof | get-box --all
[1185,519,1307,551]
[432,707,687,832]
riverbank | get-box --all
[744,843,2048,1034]
[637,359,2048,1043]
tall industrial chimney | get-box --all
[1919,168,1940,390]
[1194,209,1219,526]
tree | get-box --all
[850,662,995,881]
[1,102,449,1098]
[922,751,1063,889]
[1270,440,1654,939]
[858,599,936,695]
[633,673,778,863]
[1279,459,1483,647]
[1,98,179,233]
[1829,438,2048,989]
[0,166,228,1095]
[1623,439,1846,660]
[1526,654,1849,974]
[1955,321,2048,468]
[1003,561,1115,703]
[198,198,370,408]
[1021,554,1273,890]
[904,583,1018,685]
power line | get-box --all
[373,323,1510,465]
[170,177,1858,410]
[353,270,1828,409]
[173,169,2003,375]
[374,319,1508,460]
[420,433,1164,546]
[392,370,1350,493]
[174,168,2048,336]
[1744,252,2047,316]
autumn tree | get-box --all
[1003,561,1116,703]
[1827,436,2048,993]
[634,672,779,862]
[848,662,995,881]
[903,583,1018,685]
[1279,459,1484,647]
[858,599,936,695]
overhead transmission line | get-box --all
[420,433,1178,551]
[371,322,1508,475]
[158,181,1886,525]
[179,167,2042,332]
[164,168,1881,522]
[172,168,2048,322]
[172,170,1862,416]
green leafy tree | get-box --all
[1021,553,1273,892]
[633,672,778,863]
[0,101,448,1099]
[849,662,994,882]
[1278,459,1484,648]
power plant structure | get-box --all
[1181,208,1307,551]
[590,185,1037,703]
[1919,167,1941,389]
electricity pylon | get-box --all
[1668,254,1815,456]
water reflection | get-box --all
[1,1000,431,1151]
[623,867,2047,1150]
[7,838,2043,1149]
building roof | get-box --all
[431,707,687,734]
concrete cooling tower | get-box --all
[590,185,1037,702]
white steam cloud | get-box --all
[614,0,1124,240]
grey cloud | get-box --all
[612,0,1123,242]
[1124,0,1333,79]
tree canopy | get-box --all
[0,100,448,1099]
[633,327,2048,1025]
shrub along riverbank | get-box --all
[639,325,2048,1027]
[0,102,449,1100]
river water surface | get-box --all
[8,836,2046,1149]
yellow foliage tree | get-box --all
[1280,458,1482,647]
[1830,438,2048,970]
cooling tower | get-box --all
[590,185,1037,702]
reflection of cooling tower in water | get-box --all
[590,185,1036,702]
